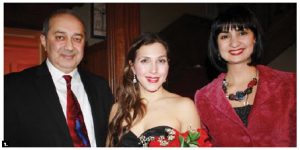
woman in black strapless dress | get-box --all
[106,33,211,147]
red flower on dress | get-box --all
[146,128,212,147]
[179,128,212,147]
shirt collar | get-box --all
[46,59,79,82]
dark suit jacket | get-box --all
[195,65,296,147]
[4,62,113,147]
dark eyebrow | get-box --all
[54,31,83,38]
[73,33,84,37]
[219,30,229,33]
[158,55,167,58]
[54,31,66,34]
[139,56,150,59]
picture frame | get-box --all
[91,3,106,38]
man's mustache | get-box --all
[61,49,78,55]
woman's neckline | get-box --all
[128,125,176,138]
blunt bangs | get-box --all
[215,19,257,37]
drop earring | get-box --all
[133,74,137,83]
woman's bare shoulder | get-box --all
[165,92,195,107]
[165,93,200,131]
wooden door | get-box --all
[4,28,45,74]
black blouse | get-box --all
[234,105,252,126]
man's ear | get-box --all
[40,34,47,51]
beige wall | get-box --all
[268,44,296,72]
[73,3,104,46]
[140,3,217,32]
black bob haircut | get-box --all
[208,5,264,72]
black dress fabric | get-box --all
[234,105,252,126]
[115,126,173,147]
[117,131,141,147]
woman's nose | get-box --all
[229,36,240,48]
[150,62,158,73]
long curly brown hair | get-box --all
[107,32,169,146]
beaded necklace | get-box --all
[222,69,258,105]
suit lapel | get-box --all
[34,62,73,145]
[79,70,104,146]
[247,65,275,127]
[250,65,274,107]
[209,74,246,128]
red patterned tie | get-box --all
[63,75,90,147]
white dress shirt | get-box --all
[46,59,96,147]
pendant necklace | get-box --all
[222,69,258,106]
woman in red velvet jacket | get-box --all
[195,6,296,147]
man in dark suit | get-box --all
[4,9,113,147]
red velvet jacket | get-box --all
[195,65,296,147]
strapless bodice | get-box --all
[115,125,211,147]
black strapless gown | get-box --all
[115,126,211,147]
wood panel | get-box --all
[106,3,141,94]
[4,28,45,74]
[81,41,109,80]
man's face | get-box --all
[40,14,85,73]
